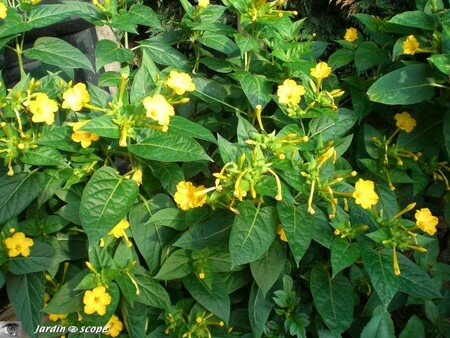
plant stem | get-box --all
[15,36,26,80]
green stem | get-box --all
[15,36,25,80]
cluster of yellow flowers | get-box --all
[3,230,34,257]
[143,71,195,132]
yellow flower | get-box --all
[352,179,379,209]
[131,168,143,186]
[403,35,419,55]
[277,225,288,242]
[83,286,112,316]
[62,83,90,111]
[394,112,416,133]
[198,0,209,8]
[174,181,208,210]
[109,219,129,238]
[344,27,358,42]
[3,232,34,257]
[310,62,332,81]
[28,93,58,125]
[0,3,7,19]
[166,71,196,95]
[143,94,175,132]
[106,315,123,337]
[69,120,100,148]
[277,79,306,106]
[49,313,68,322]
[415,208,438,235]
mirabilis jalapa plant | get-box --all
[0,0,448,337]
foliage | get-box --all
[0,0,449,337]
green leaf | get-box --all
[123,301,147,338]
[129,129,211,162]
[79,167,139,243]
[8,241,56,274]
[128,4,163,30]
[134,273,171,309]
[0,171,45,224]
[234,70,272,109]
[7,272,45,338]
[428,54,450,75]
[155,249,192,280]
[148,208,186,230]
[37,126,82,152]
[198,31,238,54]
[140,41,189,70]
[170,116,217,144]
[44,270,89,314]
[399,315,425,338]
[330,238,361,277]
[229,201,277,267]
[362,248,398,307]
[354,42,388,74]
[360,309,395,338]
[130,49,159,101]
[95,39,135,71]
[249,283,274,338]
[24,37,94,71]
[277,203,313,265]
[250,240,286,296]
[310,268,354,334]
[183,275,230,324]
[80,115,120,139]
[328,48,354,70]
[397,253,442,299]
[389,10,434,30]
[367,64,435,105]
[151,162,184,195]
[21,146,65,166]
[28,4,76,28]
[174,210,233,250]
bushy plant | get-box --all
[0,0,448,337]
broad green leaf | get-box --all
[354,42,388,74]
[362,248,398,307]
[367,64,434,105]
[123,301,147,338]
[234,70,272,109]
[229,201,277,267]
[129,201,175,273]
[174,210,233,250]
[328,48,354,70]
[330,238,361,277]
[310,268,354,334]
[397,253,442,299]
[277,203,313,265]
[389,10,434,30]
[37,126,82,152]
[170,116,217,144]
[360,308,395,338]
[155,249,192,280]
[0,171,45,224]
[198,31,238,54]
[140,41,189,69]
[151,162,184,195]
[8,241,56,274]
[79,167,139,243]
[428,54,450,75]
[21,146,65,166]
[28,4,75,28]
[129,129,211,162]
[183,275,230,324]
[128,4,163,30]
[130,49,159,101]
[399,315,425,338]
[249,283,274,338]
[44,270,89,314]
[149,208,186,230]
[24,37,94,71]
[134,273,171,309]
[250,240,286,297]
[7,272,45,338]
[95,39,135,71]
[235,34,260,56]
[80,115,120,138]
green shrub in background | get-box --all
[0,0,449,337]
